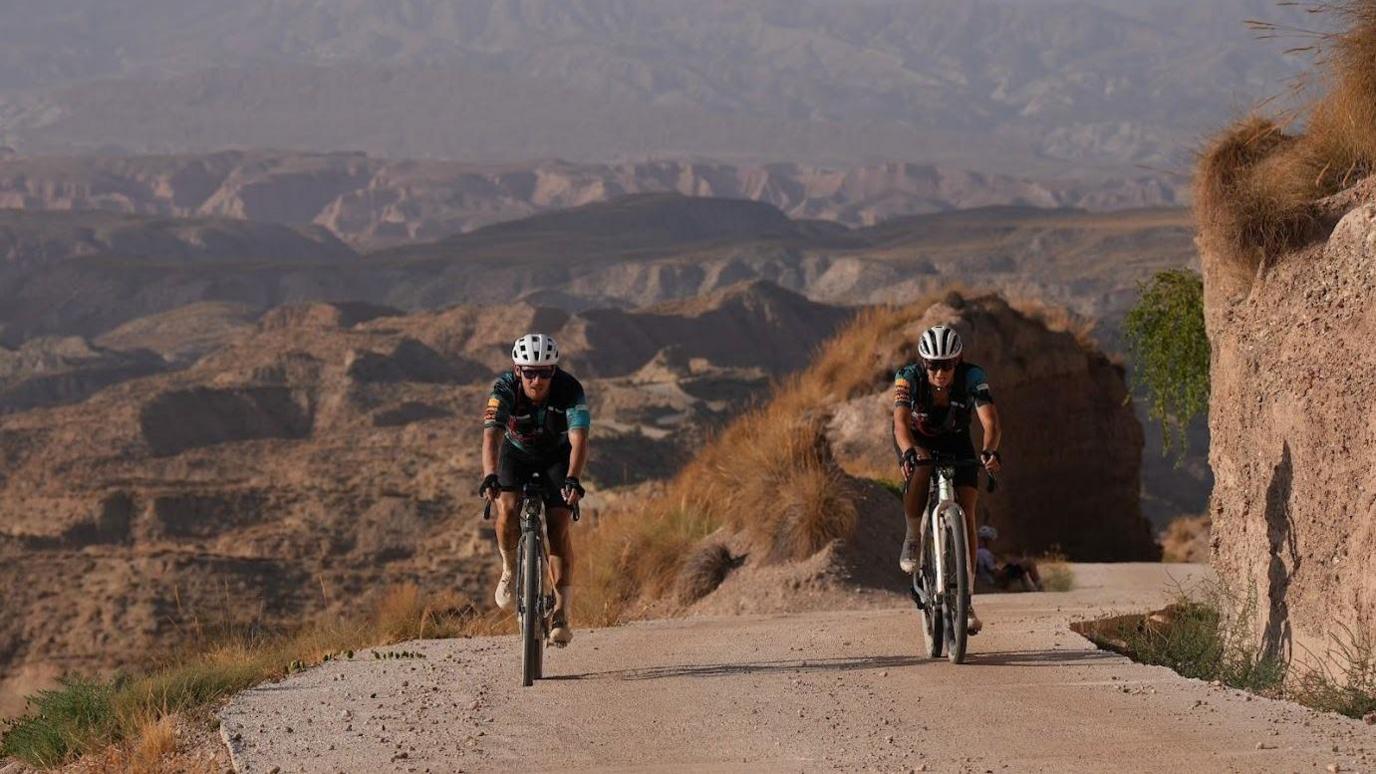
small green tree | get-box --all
[1123,268,1210,459]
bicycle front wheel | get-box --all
[519,532,544,686]
[942,505,971,664]
[918,521,943,659]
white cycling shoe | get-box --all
[494,568,515,611]
[967,606,984,635]
[898,537,919,574]
[549,614,573,647]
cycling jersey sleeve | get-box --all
[966,365,994,406]
[483,375,514,429]
[893,364,919,409]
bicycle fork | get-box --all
[928,472,957,603]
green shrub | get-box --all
[0,677,117,766]
[1123,269,1209,459]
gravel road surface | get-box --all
[220,564,1375,773]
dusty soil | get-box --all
[220,564,1376,773]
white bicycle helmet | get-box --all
[511,333,559,366]
[978,525,998,541]
[918,324,963,360]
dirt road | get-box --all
[220,564,1375,773]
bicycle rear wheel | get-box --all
[519,531,544,686]
[942,505,971,664]
[918,521,943,659]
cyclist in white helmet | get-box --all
[478,333,590,646]
[893,324,1002,635]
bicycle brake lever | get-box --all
[571,503,581,522]
[483,500,492,520]
[986,475,999,494]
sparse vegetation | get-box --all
[1123,269,1209,458]
[0,584,484,768]
[1159,515,1212,563]
[1038,552,1076,592]
[1197,2,1376,271]
[1077,583,1376,719]
[675,542,743,604]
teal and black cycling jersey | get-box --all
[483,369,590,456]
[893,361,993,438]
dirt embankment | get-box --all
[1202,192,1376,668]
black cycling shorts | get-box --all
[497,439,571,509]
[913,431,979,489]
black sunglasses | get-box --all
[924,359,957,373]
[518,366,556,380]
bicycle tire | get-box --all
[919,521,943,659]
[943,505,971,664]
[519,531,543,686]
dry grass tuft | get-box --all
[674,542,742,604]
[1038,551,1076,592]
[1159,515,1212,563]
[1197,2,1376,273]
[129,712,178,773]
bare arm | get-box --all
[976,403,1002,473]
[893,406,917,456]
[567,428,588,479]
[482,427,502,478]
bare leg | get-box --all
[494,491,520,571]
[546,506,574,612]
[902,449,934,547]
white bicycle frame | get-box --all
[926,464,962,598]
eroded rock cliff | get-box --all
[1203,196,1376,667]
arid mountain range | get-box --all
[0,1,1310,172]
[1,193,1193,345]
[0,283,849,714]
[0,286,1152,717]
[0,151,1180,249]
[0,194,1207,527]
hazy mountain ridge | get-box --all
[0,0,1312,169]
[0,150,1178,249]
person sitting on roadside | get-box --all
[974,525,1042,593]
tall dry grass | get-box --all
[1198,2,1376,272]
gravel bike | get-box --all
[907,453,996,665]
[483,472,579,687]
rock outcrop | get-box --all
[1202,195,1376,667]
[827,293,1158,561]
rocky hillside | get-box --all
[0,196,1206,527]
[0,283,848,714]
[1202,190,1376,670]
[0,151,1179,249]
[578,290,1156,626]
[826,293,1158,562]
[0,196,1195,345]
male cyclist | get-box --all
[478,333,590,646]
[893,324,1002,634]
